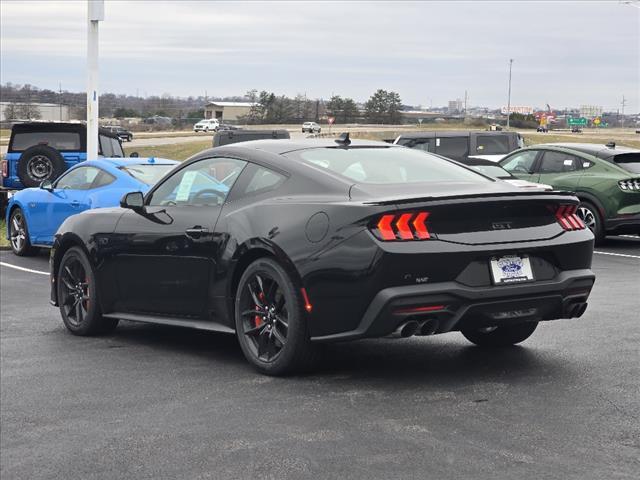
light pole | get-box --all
[87,0,104,160]
[506,58,513,130]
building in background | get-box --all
[579,105,603,118]
[1,102,71,122]
[204,101,257,122]
[448,99,463,114]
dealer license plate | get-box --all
[490,255,534,284]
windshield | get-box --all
[469,164,512,178]
[119,164,176,185]
[289,147,490,184]
[612,153,640,174]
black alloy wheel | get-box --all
[9,208,35,256]
[577,201,604,245]
[57,247,118,335]
[235,258,319,375]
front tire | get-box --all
[234,258,318,375]
[577,201,604,245]
[461,321,538,347]
[57,247,118,336]
[9,207,36,256]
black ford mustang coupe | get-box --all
[50,137,595,375]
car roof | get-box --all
[397,130,517,139]
[80,158,178,169]
[218,137,392,155]
[541,143,639,159]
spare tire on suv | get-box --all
[17,145,67,187]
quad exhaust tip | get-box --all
[390,318,440,338]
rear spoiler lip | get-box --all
[361,190,578,206]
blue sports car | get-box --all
[6,158,178,255]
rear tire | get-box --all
[9,207,36,256]
[577,201,604,245]
[234,258,319,375]
[57,247,118,336]
[461,321,538,347]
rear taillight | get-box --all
[372,212,431,241]
[1,160,7,178]
[618,179,640,191]
[554,204,585,231]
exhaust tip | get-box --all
[389,320,420,338]
[417,319,439,336]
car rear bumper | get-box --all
[605,213,640,235]
[310,269,595,342]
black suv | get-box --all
[105,125,133,142]
[394,130,523,162]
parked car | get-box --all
[537,126,549,133]
[49,137,594,375]
[105,125,133,142]
[394,130,522,163]
[1,122,126,216]
[461,157,552,191]
[194,119,220,133]
[6,157,178,256]
[212,129,290,147]
[302,122,321,133]
[499,143,640,243]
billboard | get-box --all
[501,106,534,115]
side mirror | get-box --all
[40,179,54,191]
[120,191,144,210]
[129,152,139,158]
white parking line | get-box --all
[593,251,640,260]
[0,262,49,276]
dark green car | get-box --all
[499,143,640,244]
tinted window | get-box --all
[539,151,580,173]
[501,150,539,174]
[243,167,286,195]
[292,147,489,184]
[436,137,468,160]
[119,164,176,185]
[91,170,116,188]
[401,138,434,152]
[11,132,81,151]
[55,166,102,190]
[476,135,511,155]
[149,157,246,206]
[612,153,640,174]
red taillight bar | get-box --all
[394,304,446,315]
[373,211,432,241]
[554,204,585,231]
[1,160,7,178]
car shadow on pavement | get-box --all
[106,321,571,386]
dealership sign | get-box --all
[501,106,534,115]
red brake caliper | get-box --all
[254,292,265,327]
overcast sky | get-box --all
[1,1,638,111]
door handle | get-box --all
[70,200,80,208]
[185,226,209,238]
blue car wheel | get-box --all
[9,207,36,256]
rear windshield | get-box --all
[119,164,175,185]
[469,164,511,178]
[290,147,489,184]
[11,131,81,151]
[612,153,640,174]
[475,135,511,155]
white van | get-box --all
[194,119,220,132]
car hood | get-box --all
[468,154,509,163]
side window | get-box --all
[148,157,246,207]
[476,135,510,155]
[436,137,469,160]
[501,150,539,174]
[406,138,434,152]
[91,170,116,189]
[539,151,581,174]
[243,166,286,195]
[55,166,102,190]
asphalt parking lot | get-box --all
[1,238,639,479]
